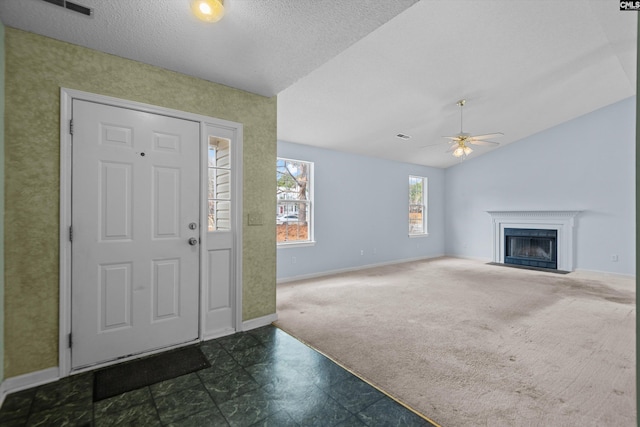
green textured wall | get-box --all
[0,20,5,383]
[4,28,277,378]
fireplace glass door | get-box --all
[504,228,557,269]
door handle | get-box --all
[188,237,198,246]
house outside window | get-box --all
[409,175,427,235]
[277,158,313,244]
[208,137,231,231]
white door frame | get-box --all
[59,88,243,377]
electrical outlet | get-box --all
[610,254,618,262]
[360,250,364,256]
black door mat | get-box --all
[93,346,210,401]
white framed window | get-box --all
[277,158,314,245]
[409,175,427,236]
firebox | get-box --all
[504,228,557,270]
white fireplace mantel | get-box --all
[487,210,582,271]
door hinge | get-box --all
[69,119,73,135]
[69,226,73,242]
[68,333,72,348]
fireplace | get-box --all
[504,228,557,269]
[487,210,581,272]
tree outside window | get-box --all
[277,158,313,244]
[409,176,427,235]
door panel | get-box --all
[152,259,180,319]
[101,162,133,240]
[100,262,132,329]
[71,100,200,369]
[153,166,181,238]
[208,249,231,311]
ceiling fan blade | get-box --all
[442,136,461,140]
[468,140,500,146]
[420,142,447,149]
[445,144,457,153]
[471,132,503,140]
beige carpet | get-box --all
[275,257,636,427]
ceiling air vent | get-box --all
[396,133,411,140]
[42,0,93,17]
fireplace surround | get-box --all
[487,211,581,272]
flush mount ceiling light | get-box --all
[190,0,225,23]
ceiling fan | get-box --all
[427,99,503,158]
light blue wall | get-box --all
[445,97,636,276]
[277,98,634,279]
[277,141,446,280]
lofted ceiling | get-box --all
[0,0,636,168]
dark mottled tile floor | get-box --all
[0,326,435,426]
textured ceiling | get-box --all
[0,0,417,96]
[0,0,636,168]
[278,0,637,168]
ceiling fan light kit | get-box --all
[452,144,472,158]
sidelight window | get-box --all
[208,137,231,231]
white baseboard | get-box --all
[0,367,59,406]
[242,313,278,331]
[276,254,445,284]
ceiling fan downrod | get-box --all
[457,99,465,134]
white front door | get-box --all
[71,100,200,369]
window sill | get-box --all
[277,241,316,248]
[409,233,429,238]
